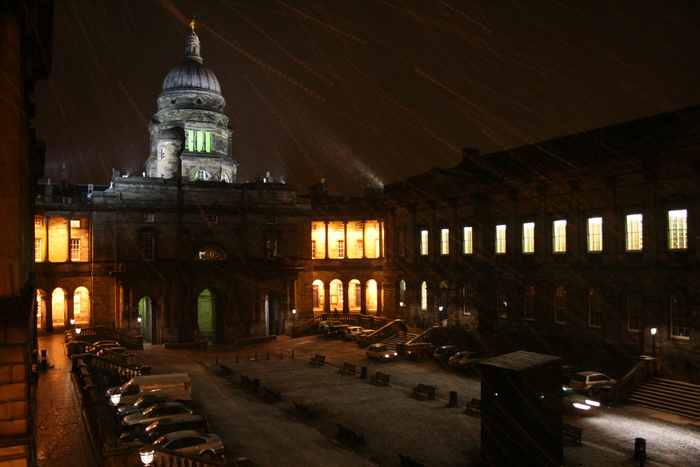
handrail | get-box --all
[291,313,393,337]
[357,319,406,346]
[65,326,143,350]
[606,357,662,405]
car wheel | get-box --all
[200,451,214,461]
[586,388,594,397]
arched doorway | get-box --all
[312,280,325,313]
[264,293,282,337]
[349,279,361,312]
[198,289,216,343]
[73,286,90,326]
[51,288,66,328]
[366,280,377,315]
[330,279,343,313]
[138,297,154,344]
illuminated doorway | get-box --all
[138,297,154,344]
[197,289,217,343]
[330,279,343,313]
[51,288,66,328]
[73,286,90,326]
[312,280,325,312]
[349,279,361,312]
[366,280,377,314]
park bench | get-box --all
[399,453,426,467]
[563,423,583,446]
[337,423,365,447]
[464,398,481,416]
[310,354,326,366]
[370,371,391,386]
[240,374,260,393]
[263,386,282,403]
[294,401,315,419]
[220,363,233,376]
[412,383,436,400]
[339,362,356,375]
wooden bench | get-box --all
[337,423,365,447]
[220,363,233,376]
[310,354,326,366]
[563,423,583,446]
[294,401,315,419]
[370,371,391,386]
[263,386,282,403]
[399,453,426,467]
[464,398,481,416]
[240,374,260,392]
[412,383,436,400]
[339,362,356,375]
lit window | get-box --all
[191,170,212,181]
[554,286,566,323]
[420,230,429,256]
[338,240,345,259]
[495,225,506,254]
[462,285,476,315]
[524,286,535,320]
[420,281,428,310]
[310,221,326,259]
[589,288,602,327]
[440,228,449,255]
[70,239,80,261]
[187,129,213,153]
[463,227,473,255]
[35,239,43,262]
[668,210,687,250]
[356,239,364,258]
[70,219,81,228]
[587,217,603,252]
[522,222,535,254]
[311,240,316,259]
[197,245,226,260]
[553,220,567,253]
[266,238,278,259]
[626,214,643,251]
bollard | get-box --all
[280,351,283,359]
[633,437,646,465]
[449,391,459,407]
[291,348,295,359]
[267,352,270,360]
[236,355,239,363]
[360,366,368,379]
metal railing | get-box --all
[291,313,394,337]
[65,326,143,350]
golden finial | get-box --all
[190,16,195,32]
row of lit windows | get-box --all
[311,279,378,312]
[417,210,687,256]
[310,221,383,259]
[402,281,691,339]
[34,238,81,262]
[187,129,212,153]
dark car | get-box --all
[402,342,436,359]
[433,345,461,362]
[324,323,348,339]
[120,414,211,443]
[116,394,173,417]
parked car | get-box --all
[366,343,397,361]
[317,320,342,334]
[569,371,617,396]
[401,342,435,359]
[562,365,584,385]
[447,351,485,369]
[93,339,120,347]
[343,326,366,341]
[562,385,601,414]
[120,414,210,443]
[433,345,461,362]
[116,394,173,418]
[325,323,349,338]
[151,430,224,460]
[122,402,193,427]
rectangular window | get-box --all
[188,129,212,152]
[140,236,155,261]
[463,227,473,255]
[205,131,212,152]
[553,220,567,253]
[356,239,364,258]
[35,218,44,227]
[668,209,687,250]
[587,217,603,252]
[495,224,506,254]
[143,213,155,223]
[70,239,80,261]
[311,240,316,260]
[70,219,81,228]
[188,129,195,151]
[35,239,43,262]
[440,228,449,255]
[522,222,535,254]
[626,214,643,251]
[196,130,204,152]
[338,240,345,259]
[266,238,278,259]
[420,230,429,256]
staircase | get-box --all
[627,378,700,421]
[379,332,418,350]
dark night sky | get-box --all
[34,0,700,196]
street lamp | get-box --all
[292,309,296,325]
[75,327,81,335]
[69,318,75,328]
[650,327,657,357]
[139,446,154,466]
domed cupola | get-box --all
[145,19,238,183]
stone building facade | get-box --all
[34,26,699,374]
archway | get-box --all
[349,279,361,312]
[312,280,325,313]
[138,297,154,344]
[197,289,216,343]
[330,279,343,313]
[366,280,377,315]
[73,286,90,326]
[51,288,66,328]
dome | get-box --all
[161,31,221,95]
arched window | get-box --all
[312,280,325,311]
[554,287,567,323]
[462,284,476,316]
[524,286,535,321]
[589,288,602,327]
[191,169,212,181]
[670,292,690,340]
[349,279,361,310]
[366,280,378,313]
[197,245,227,260]
[73,286,90,326]
[627,289,642,331]
[497,284,507,318]
[398,279,406,305]
[420,281,428,310]
[330,279,343,311]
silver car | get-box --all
[122,402,193,427]
[569,371,617,396]
[152,430,224,460]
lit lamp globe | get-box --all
[75,328,81,335]
[110,393,121,406]
[139,446,154,466]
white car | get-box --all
[366,344,397,361]
[569,371,617,396]
[152,430,224,460]
[343,326,366,340]
[562,385,601,414]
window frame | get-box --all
[440,228,449,255]
[668,209,688,251]
[462,226,473,255]
[553,219,567,253]
[522,222,535,254]
[625,213,643,252]
[495,224,507,255]
[587,217,603,253]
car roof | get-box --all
[573,371,599,376]
[160,429,209,441]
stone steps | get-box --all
[627,378,700,421]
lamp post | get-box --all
[650,327,657,357]
[292,309,296,325]
[139,446,154,466]
[69,318,75,329]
